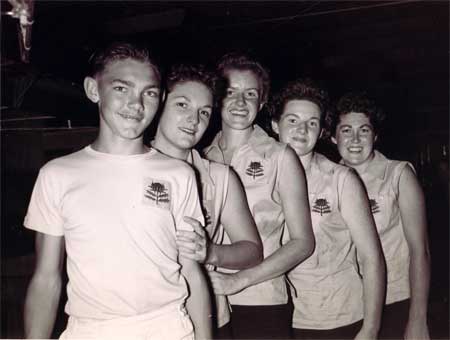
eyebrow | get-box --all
[111,79,160,90]
[339,123,373,129]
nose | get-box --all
[235,92,246,106]
[296,122,307,134]
[351,130,361,143]
[187,110,199,125]
[128,93,144,112]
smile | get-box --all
[292,136,307,143]
[179,127,196,135]
[118,112,142,121]
[230,109,248,116]
[348,146,363,153]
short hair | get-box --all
[326,91,386,136]
[88,42,161,81]
[269,78,330,126]
[165,64,221,107]
[216,52,270,104]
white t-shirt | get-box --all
[24,146,204,320]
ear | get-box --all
[259,101,265,112]
[374,134,378,143]
[319,128,324,139]
[84,76,100,103]
[271,120,280,135]
[331,135,337,145]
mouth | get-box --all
[292,136,308,143]
[179,127,196,136]
[117,112,142,121]
[347,146,363,153]
[229,109,249,117]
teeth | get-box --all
[119,113,140,120]
[348,147,363,152]
[180,127,195,135]
[230,110,247,115]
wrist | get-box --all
[206,243,219,266]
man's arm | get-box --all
[180,256,212,340]
[178,170,263,269]
[340,171,385,339]
[209,147,314,294]
[398,166,431,340]
[24,231,65,339]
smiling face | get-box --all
[86,58,161,144]
[333,111,377,171]
[221,69,263,131]
[154,80,213,159]
[272,99,322,157]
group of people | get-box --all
[23,42,430,340]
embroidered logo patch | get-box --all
[143,178,171,210]
[245,161,264,179]
[369,199,380,214]
[311,198,331,216]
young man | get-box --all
[23,42,212,340]
[151,63,263,338]
[204,53,315,339]
[269,79,385,339]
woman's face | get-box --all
[272,99,322,157]
[333,111,377,169]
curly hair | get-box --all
[216,52,270,104]
[164,64,221,107]
[88,42,161,81]
[268,78,330,127]
[326,92,386,136]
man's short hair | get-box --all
[88,42,161,81]
[326,91,385,136]
[216,52,270,104]
[269,78,330,127]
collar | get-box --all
[204,125,273,159]
[339,150,388,180]
[188,149,215,188]
[311,152,334,176]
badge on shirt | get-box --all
[311,197,331,216]
[369,198,380,214]
[142,178,171,210]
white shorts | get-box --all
[59,305,194,340]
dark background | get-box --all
[1,1,448,338]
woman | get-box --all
[330,92,431,340]
[269,79,385,339]
[151,64,263,338]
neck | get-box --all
[345,152,375,175]
[152,133,190,161]
[91,136,148,155]
[299,151,314,174]
[220,124,254,151]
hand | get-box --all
[404,320,430,340]
[354,325,377,340]
[176,216,209,263]
[208,271,247,296]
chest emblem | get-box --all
[311,198,331,216]
[143,179,171,210]
[245,161,264,179]
[369,199,380,214]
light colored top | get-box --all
[286,153,364,329]
[187,149,231,327]
[24,145,204,320]
[204,125,288,306]
[357,150,411,304]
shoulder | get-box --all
[40,148,87,174]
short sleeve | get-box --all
[23,166,64,236]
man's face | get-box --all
[89,58,161,142]
[221,69,263,131]
[332,111,376,168]
[272,100,322,157]
[156,81,213,157]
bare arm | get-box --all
[180,255,212,340]
[398,166,431,340]
[24,232,65,339]
[340,171,385,339]
[208,170,263,269]
[210,147,314,293]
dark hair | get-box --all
[216,52,270,104]
[326,91,385,136]
[88,42,161,81]
[165,64,219,99]
[269,78,330,126]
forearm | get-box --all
[408,249,431,322]
[185,266,213,340]
[235,238,313,288]
[24,274,62,339]
[207,241,263,270]
[360,255,385,335]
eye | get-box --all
[340,127,351,134]
[176,102,188,109]
[288,118,297,124]
[144,89,159,98]
[200,109,211,118]
[244,90,259,99]
[309,120,319,127]
[360,127,371,134]
[226,89,234,97]
[113,86,127,93]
